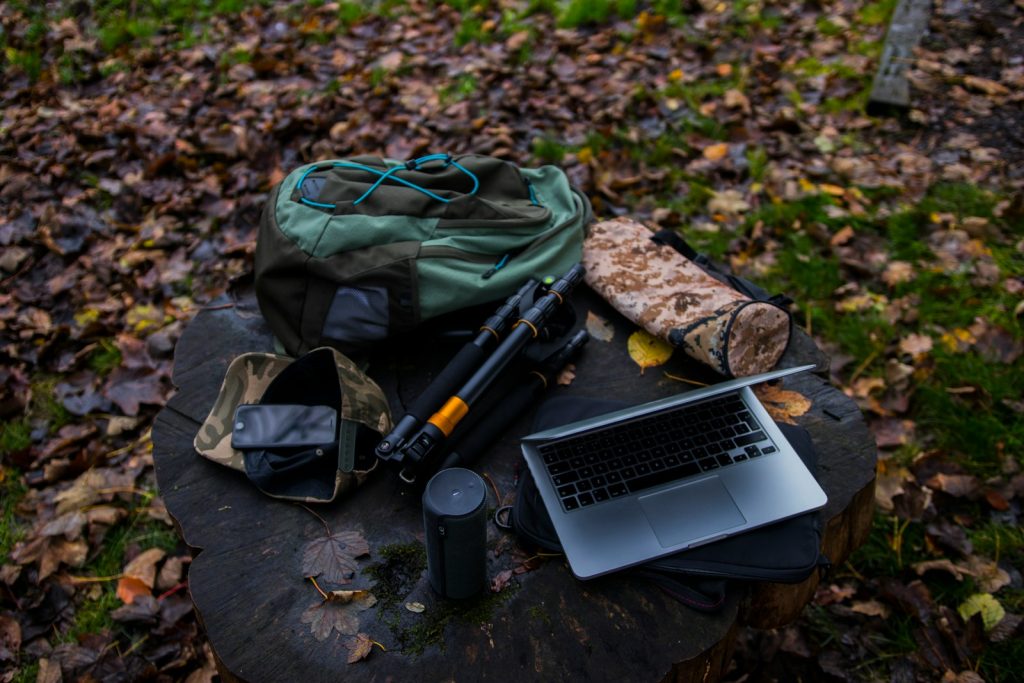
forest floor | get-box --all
[1,0,1022,681]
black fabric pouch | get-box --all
[508,396,830,612]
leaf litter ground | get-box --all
[1,0,1023,681]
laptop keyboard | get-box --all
[537,393,777,512]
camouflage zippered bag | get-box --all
[256,153,591,355]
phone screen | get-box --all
[231,404,337,449]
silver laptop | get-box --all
[520,364,827,579]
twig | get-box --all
[370,639,387,652]
[201,302,236,311]
[663,372,708,387]
[157,581,188,601]
[69,573,124,584]
[848,348,880,384]
[481,472,502,504]
[298,503,332,536]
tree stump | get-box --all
[152,285,875,682]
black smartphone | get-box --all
[230,404,337,449]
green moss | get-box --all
[0,469,28,558]
[365,542,427,608]
[531,137,568,164]
[11,662,39,683]
[0,419,31,457]
[858,0,898,26]
[88,338,123,376]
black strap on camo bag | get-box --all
[502,396,830,612]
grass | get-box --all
[61,503,181,642]
[0,469,28,559]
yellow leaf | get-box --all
[576,146,593,165]
[703,143,729,161]
[627,330,673,374]
[668,68,684,82]
[958,593,1005,631]
[820,183,846,196]
[798,178,818,193]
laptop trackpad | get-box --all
[638,477,746,548]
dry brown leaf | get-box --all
[926,472,979,498]
[830,226,855,246]
[302,531,370,585]
[556,364,577,386]
[707,189,749,215]
[899,333,933,357]
[850,599,891,618]
[963,75,1009,96]
[913,558,973,581]
[123,548,166,589]
[882,261,916,287]
[405,601,425,613]
[491,569,514,593]
[301,592,377,642]
[40,539,88,580]
[0,614,21,663]
[346,633,374,664]
[723,88,750,113]
[752,384,811,424]
[585,310,615,343]
[964,556,1011,593]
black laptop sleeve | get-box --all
[505,396,830,612]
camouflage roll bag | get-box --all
[582,217,790,377]
[194,347,392,503]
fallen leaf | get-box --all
[707,189,750,215]
[122,548,166,590]
[912,558,973,581]
[627,330,673,374]
[325,589,374,604]
[958,593,1005,630]
[850,599,891,618]
[703,143,729,161]
[723,88,750,113]
[491,569,514,593]
[899,333,933,357]
[111,594,161,624]
[302,531,370,585]
[964,556,1011,593]
[882,261,916,286]
[40,539,88,580]
[37,658,62,683]
[830,225,855,246]
[585,311,615,342]
[556,364,577,386]
[116,576,152,605]
[0,614,21,663]
[926,472,979,498]
[301,592,377,642]
[404,601,425,613]
[752,384,811,424]
[963,75,1009,96]
[346,633,374,664]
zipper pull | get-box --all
[482,254,510,279]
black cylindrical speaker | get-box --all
[422,468,487,599]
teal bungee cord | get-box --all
[296,153,480,209]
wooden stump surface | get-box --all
[152,285,876,682]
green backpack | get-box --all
[255,153,591,355]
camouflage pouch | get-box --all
[582,217,790,377]
[194,347,392,503]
